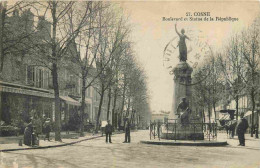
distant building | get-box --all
[151,110,170,122]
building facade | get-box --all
[0,10,116,133]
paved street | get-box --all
[1,130,260,168]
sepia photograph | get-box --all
[0,0,260,167]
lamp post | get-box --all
[256,102,259,139]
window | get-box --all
[69,75,74,94]
[86,87,91,97]
[27,65,35,86]
[94,90,99,101]
[45,70,49,88]
[94,107,99,121]
[48,70,53,88]
[36,68,43,88]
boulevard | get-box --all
[1,131,260,168]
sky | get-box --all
[119,1,260,113]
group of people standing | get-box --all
[23,114,52,146]
[105,118,131,144]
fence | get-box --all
[149,119,217,141]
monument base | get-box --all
[160,119,204,140]
[161,132,204,140]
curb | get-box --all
[140,140,228,146]
[0,131,125,152]
[0,135,103,152]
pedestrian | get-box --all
[105,120,113,143]
[123,118,131,143]
[24,122,33,146]
[236,113,249,146]
[43,118,51,141]
[65,121,70,134]
[34,116,42,138]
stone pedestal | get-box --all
[161,61,204,140]
[172,62,193,118]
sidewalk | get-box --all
[217,133,260,150]
[141,132,260,148]
[0,131,102,152]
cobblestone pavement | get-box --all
[1,130,260,168]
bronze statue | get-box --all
[177,97,191,126]
[180,108,191,126]
[175,23,190,62]
[176,97,189,117]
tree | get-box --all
[241,20,260,138]
[93,5,131,132]
[218,34,246,121]
[208,55,225,122]
[0,2,36,78]
[66,2,118,136]
[33,1,91,141]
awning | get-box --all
[244,111,257,117]
[220,109,235,113]
[0,85,54,98]
[219,114,230,120]
[79,97,92,104]
[60,96,80,106]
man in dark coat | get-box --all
[43,118,51,141]
[123,118,131,143]
[105,120,113,143]
[236,113,249,146]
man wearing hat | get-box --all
[236,112,249,146]
[105,120,113,143]
[123,118,131,143]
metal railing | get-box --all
[149,119,218,141]
[149,120,162,140]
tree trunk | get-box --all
[251,90,255,137]
[112,88,118,128]
[51,2,61,141]
[126,96,131,117]
[80,75,86,136]
[106,86,112,120]
[120,77,126,116]
[256,111,259,138]
[208,104,211,124]
[95,85,105,132]
[0,4,6,74]
[202,108,205,123]
[235,95,239,120]
[117,112,121,130]
[52,63,61,141]
[213,103,217,122]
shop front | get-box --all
[60,96,81,131]
[0,81,54,134]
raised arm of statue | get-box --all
[175,23,180,36]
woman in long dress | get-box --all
[175,23,190,62]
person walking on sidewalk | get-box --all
[43,118,51,141]
[123,118,131,143]
[236,113,249,146]
[105,120,113,143]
